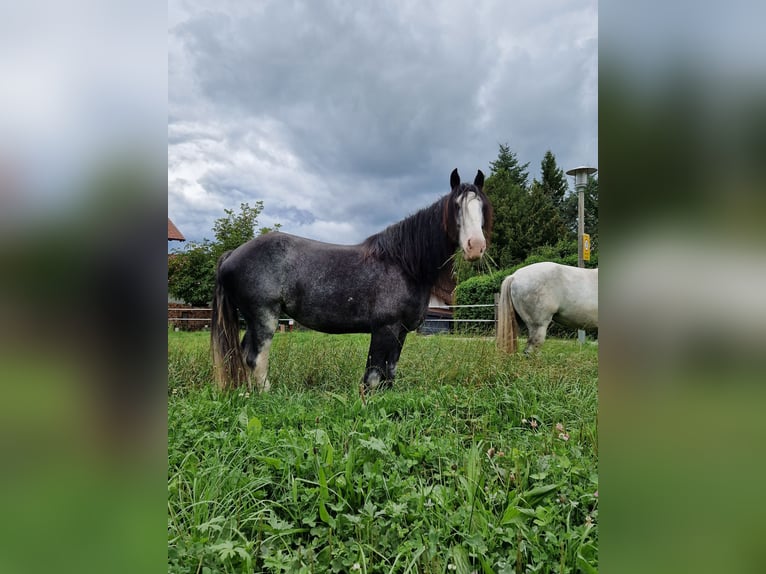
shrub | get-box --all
[453,270,509,333]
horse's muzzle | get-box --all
[463,236,487,260]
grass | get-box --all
[168,330,598,573]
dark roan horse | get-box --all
[211,169,493,391]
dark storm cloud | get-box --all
[174,2,486,175]
[271,206,317,226]
[168,0,597,244]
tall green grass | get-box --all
[169,331,598,573]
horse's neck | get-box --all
[400,199,456,284]
[365,198,456,286]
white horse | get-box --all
[496,262,598,354]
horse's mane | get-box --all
[361,180,492,288]
[361,195,456,287]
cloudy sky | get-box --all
[168,0,597,246]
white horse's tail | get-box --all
[496,274,518,353]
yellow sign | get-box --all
[583,233,591,261]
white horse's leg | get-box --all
[524,322,551,355]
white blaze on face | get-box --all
[457,191,486,260]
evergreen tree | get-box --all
[482,167,528,269]
[489,143,530,189]
[536,150,569,210]
[527,180,568,249]
[483,144,573,269]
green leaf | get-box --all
[522,483,561,505]
[325,391,348,406]
[500,501,524,526]
[256,455,284,470]
[577,553,598,574]
[247,416,262,438]
[449,545,471,574]
[195,516,225,534]
[318,500,335,528]
[317,459,329,500]
[359,436,388,456]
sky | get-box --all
[168,0,597,246]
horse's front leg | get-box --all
[364,326,407,391]
[524,322,550,355]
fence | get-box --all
[167,305,214,331]
[168,302,499,333]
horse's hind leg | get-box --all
[242,309,279,392]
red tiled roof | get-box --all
[168,218,186,241]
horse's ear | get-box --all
[450,168,460,190]
[474,170,484,191]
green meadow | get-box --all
[168,330,598,573]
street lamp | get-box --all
[565,166,597,268]
[566,165,597,344]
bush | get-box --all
[453,270,509,333]
[167,243,216,306]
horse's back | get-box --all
[512,262,598,328]
[222,232,357,279]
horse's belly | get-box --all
[284,292,425,334]
[283,297,371,333]
[554,307,598,330]
[296,313,372,334]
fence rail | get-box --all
[168,304,498,328]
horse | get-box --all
[211,169,493,391]
[496,262,598,354]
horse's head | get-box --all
[444,168,493,261]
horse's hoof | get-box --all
[256,378,271,392]
[364,371,382,390]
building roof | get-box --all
[168,218,185,241]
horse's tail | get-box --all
[496,274,518,353]
[210,251,248,389]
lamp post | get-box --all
[566,165,597,344]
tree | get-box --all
[211,201,264,259]
[525,180,568,250]
[168,202,275,306]
[167,241,216,306]
[482,168,527,269]
[489,143,530,189]
[482,144,567,270]
[535,150,569,211]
